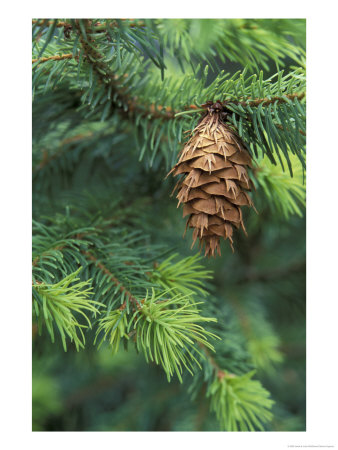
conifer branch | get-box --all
[68,19,307,135]
[32,53,74,64]
[32,243,66,267]
[74,19,172,121]
[32,20,71,28]
[33,132,94,172]
[276,122,306,136]
[188,92,305,109]
[198,343,273,430]
[74,20,132,113]
[207,369,274,431]
[82,250,141,309]
[225,297,284,372]
[32,268,102,351]
[199,343,235,380]
[32,17,305,431]
[233,92,305,107]
[32,19,144,31]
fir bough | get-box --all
[32,18,305,431]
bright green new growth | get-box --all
[95,309,129,354]
[248,335,284,374]
[151,253,213,297]
[207,371,274,431]
[254,151,306,219]
[94,288,219,383]
[33,268,102,351]
[130,289,219,382]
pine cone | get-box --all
[168,102,256,257]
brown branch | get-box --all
[74,20,173,122]
[173,93,305,119]
[32,230,94,269]
[32,203,149,269]
[134,93,306,119]
[276,123,306,136]
[82,250,140,310]
[33,20,305,123]
[74,20,125,104]
[33,240,140,311]
[33,131,94,172]
[32,323,38,338]
[32,20,70,28]
[32,19,144,32]
[198,343,235,380]
[32,244,66,267]
[235,92,305,107]
[32,53,74,64]
[38,20,305,124]
[89,19,145,32]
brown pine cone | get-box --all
[168,102,256,257]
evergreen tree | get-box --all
[32,18,306,431]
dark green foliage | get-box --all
[32,18,305,431]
